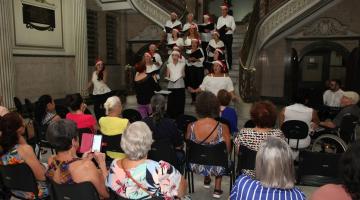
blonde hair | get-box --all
[255,137,295,189]
[104,96,121,115]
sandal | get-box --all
[212,189,223,199]
[203,176,211,188]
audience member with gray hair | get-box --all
[143,95,184,169]
[99,96,129,159]
[46,119,109,199]
[230,137,305,200]
[106,121,186,199]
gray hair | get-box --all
[104,96,121,115]
[255,137,295,189]
[150,94,166,123]
[120,121,153,160]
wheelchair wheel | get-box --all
[311,134,347,153]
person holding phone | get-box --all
[46,119,109,199]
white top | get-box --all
[323,89,344,107]
[164,20,182,43]
[207,39,225,57]
[152,52,163,67]
[167,61,185,89]
[216,15,236,35]
[199,74,234,95]
[284,103,313,128]
[167,38,184,54]
[92,71,111,95]
[183,37,199,54]
[185,48,204,67]
[145,64,160,74]
[182,22,197,32]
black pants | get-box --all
[167,88,185,119]
[92,92,112,120]
[185,66,204,102]
[201,41,209,60]
[222,34,233,69]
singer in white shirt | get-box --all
[217,5,236,69]
[163,12,182,43]
[323,80,344,107]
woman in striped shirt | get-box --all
[230,137,306,200]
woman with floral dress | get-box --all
[106,121,186,199]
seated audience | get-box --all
[319,91,360,129]
[143,95,184,162]
[46,119,109,198]
[0,112,48,199]
[279,90,319,150]
[234,101,284,177]
[230,137,306,200]
[186,91,231,198]
[99,96,129,159]
[217,89,238,136]
[106,121,186,199]
[35,94,61,129]
[65,93,97,132]
[323,79,344,107]
[310,141,360,200]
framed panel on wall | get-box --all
[13,0,63,49]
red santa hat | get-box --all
[220,4,229,9]
[215,48,224,54]
[95,58,103,65]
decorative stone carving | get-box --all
[303,18,348,36]
[130,0,170,27]
[129,25,163,41]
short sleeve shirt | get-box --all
[199,75,234,96]
[333,104,360,127]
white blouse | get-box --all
[199,74,234,95]
[92,71,111,95]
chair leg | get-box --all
[191,172,194,193]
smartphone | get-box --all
[91,135,102,152]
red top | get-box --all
[66,113,96,132]
[310,184,352,200]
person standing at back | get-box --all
[217,4,236,70]
[323,79,344,107]
[163,12,182,43]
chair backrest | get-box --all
[148,139,178,167]
[101,134,124,154]
[175,114,197,136]
[122,109,142,123]
[49,179,100,200]
[13,97,23,114]
[281,120,308,139]
[243,120,255,128]
[186,140,228,168]
[237,145,257,175]
[339,114,358,143]
[0,163,38,196]
[298,150,341,186]
[24,98,34,119]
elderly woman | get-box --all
[230,137,306,200]
[106,121,186,199]
[45,119,109,199]
[99,96,129,159]
[65,93,97,132]
[234,101,284,177]
[191,61,234,98]
[186,91,231,198]
[0,112,48,199]
[311,141,360,200]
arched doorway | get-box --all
[296,41,350,107]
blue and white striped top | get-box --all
[230,175,306,200]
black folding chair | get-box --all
[0,163,42,200]
[13,97,24,115]
[100,133,124,166]
[185,140,234,193]
[122,109,142,123]
[338,114,358,144]
[24,98,35,120]
[297,150,341,186]
[175,114,197,139]
[33,120,56,159]
[148,139,180,171]
[236,145,257,177]
[48,179,99,200]
[281,120,309,150]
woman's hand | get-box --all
[82,151,95,160]
[93,152,106,166]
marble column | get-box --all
[73,0,88,95]
[0,0,15,108]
